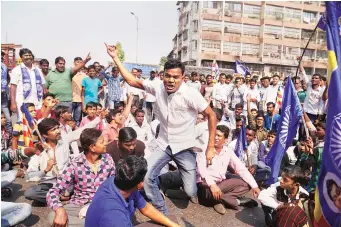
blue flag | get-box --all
[315,2,341,227]
[265,78,302,184]
[234,120,247,158]
[20,103,34,129]
[235,60,249,76]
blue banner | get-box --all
[234,120,247,158]
[235,60,249,76]
[265,78,302,184]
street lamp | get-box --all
[130,12,139,64]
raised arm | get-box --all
[122,93,134,118]
[71,53,91,75]
[322,81,328,101]
[105,43,144,90]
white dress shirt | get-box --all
[127,118,153,144]
[187,80,201,91]
[243,87,260,110]
[143,80,208,154]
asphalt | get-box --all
[3,178,266,227]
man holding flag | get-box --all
[314,2,341,227]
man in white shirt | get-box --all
[299,64,325,123]
[212,73,232,109]
[243,79,260,114]
[123,68,144,108]
[259,76,270,111]
[187,71,201,91]
[145,71,157,123]
[10,48,45,120]
[105,43,217,214]
[127,109,153,144]
[263,75,280,108]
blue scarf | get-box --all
[1,63,8,93]
[21,66,43,101]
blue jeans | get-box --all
[144,146,197,214]
[1,170,17,188]
[1,93,12,133]
[56,101,72,112]
[1,201,32,227]
[72,102,82,126]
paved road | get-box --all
[3,178,266,227]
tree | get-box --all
[159,56,167,66]
[115,42,125,62]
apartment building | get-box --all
[172,1,327,76]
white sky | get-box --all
[1,1,178,66]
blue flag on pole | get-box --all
[235,60,249,76]
[314,2,341,227]
[265,78,302,185]
[234,120,247,158]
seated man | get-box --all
[24,110,107,204]
[127,109,153,144]
[106,127,145,164]
[47,128,115,227]
[80,101,104,130]
[85,155,180,227]
[197,125,260,214]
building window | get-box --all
[302,29,316,41]
[264,25,282,38]
[183,29,188,41]
[224,22,242,34]
[242,43,260,55]
[301,48,315,59]
[263,44,281,58]
[284,8,301,22]
[224,2,242,17]
[243,24,260,37]
[315,68,327,76]
[192,40,198,50]
[303,11,317,24]
[223,41,240,54]
[202,39,221,52]
[243,4,261,19]
[317,30,326,44]
[265,5,284,20]
[203,1,222,9]
[192,1,199,13]
[192,20,199,32]
[202,19,222,32]
[316,50,328,60]
[283,46,300,58]
[283,27,300,39]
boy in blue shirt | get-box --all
[264,102,281,131]
[85,155,179,227]
[81,65,102,111]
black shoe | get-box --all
[238,196,258,208]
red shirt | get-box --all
[36,109,56,120]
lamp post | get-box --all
[130,12,139,64]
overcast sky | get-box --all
[1,1,178,66]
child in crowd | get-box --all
[81,65,103,111]
[80,102,104,130]
[258,165,309,227]
[67,118,77,131]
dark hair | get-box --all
[321,76,327,82]
[191,71,198,77]
[54,56,65,64]
[267,102,275,108]
[114,102,124,109]
[24,102,35,109]
[93,61,100,66]
[137,69,142,73]
[226,74,233,80]
[112,67,118,72]
[216,125,230,139]
[96,103,102,108]
[118,127,137,143]
[134,109,145,117]
[132,68,138,72]
[261,76,270,81]
[74,57,82,62]
[39,59,49,66]
[236,116,243,122]
[19,48,33,58]
[316,121,326,130]
[87,65,95,71]
[312,73,322,79]
[219,73,226,78]
[38,118,60,136]
[43,92,55,100]
[55,106,70,119]
[282,165,306,185]
[246,125,256,133]
[235,103,244,109]
[272,74,280,79]
[256,114,264,120]
[292,76,301,83]
[213,108,222,121]
[164,59,185,75]
[206,74,212,79]
[80,128,102,154]
[327,179,338,201]
[268,130,277,137]
[86,101,97,109]
[114,155,148,190]
[105,109,122,123]
[249,79,256,84]
[184,74,190,78]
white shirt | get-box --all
[124,82,144,99]
[213,83,232,102]
[303,83,325,115]
[264,85,279,105]
[187,81,201,91]
[10,63,46,109]
[243,87,260,110]
[228,139,259,167]
[127,118,153,144]
[258,182,309,209]
[194,121,209,152]
[286,146,297,165]
[60,123,80,157]
[143,80,208,154]
[145,79,158,102]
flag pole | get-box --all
[295,23,319,78]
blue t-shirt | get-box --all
[264,113,281,131]
[82,77,102,105]
[85,176,147,227]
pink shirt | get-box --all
[79,116,103,131]
[196,145,258,189]
[102,116,127,143]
